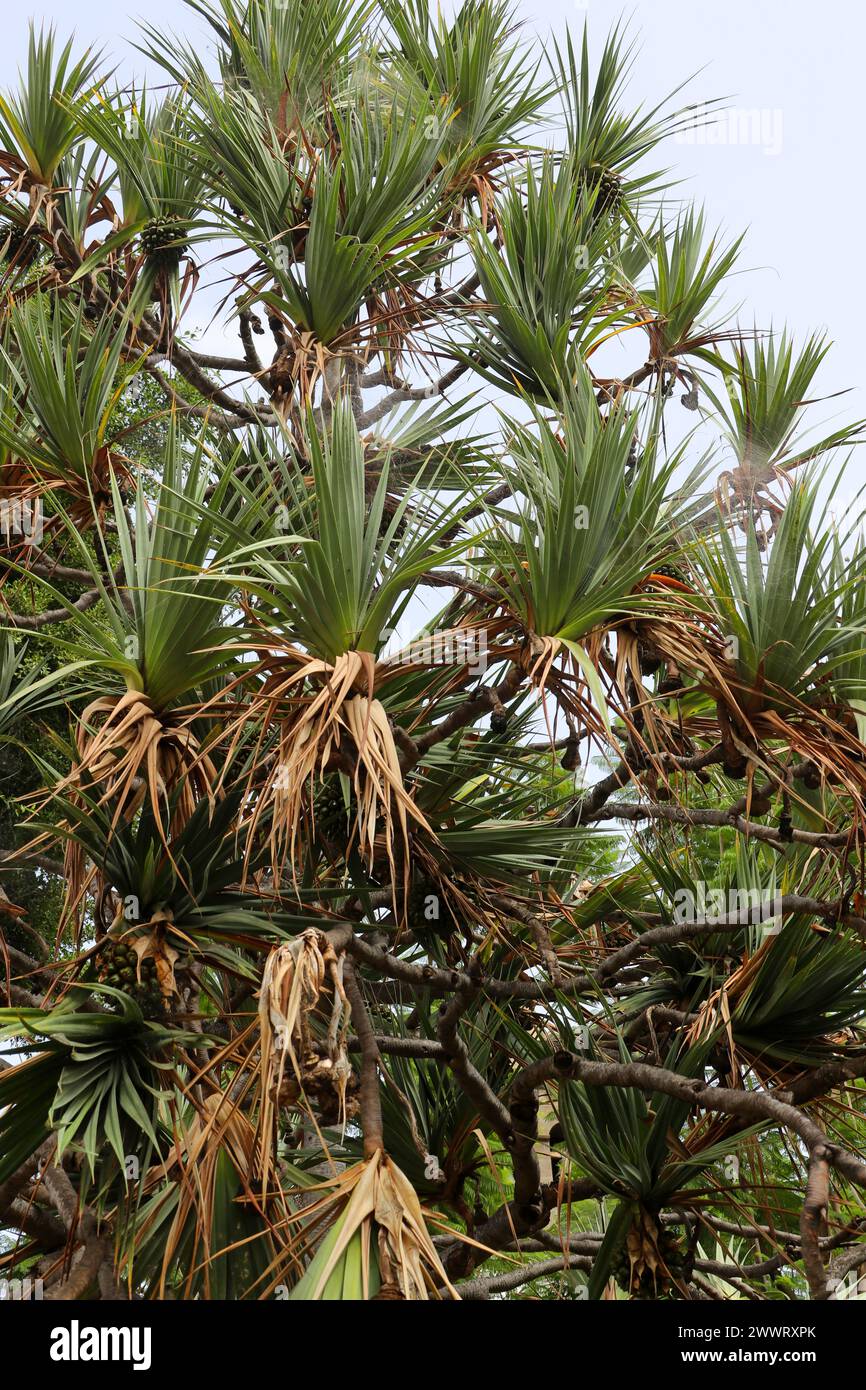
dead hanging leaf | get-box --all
[234,648,433,902]
[128,913,181,1001]
[257,930,352,1190]
[286,1150,459,1301]
[268,328,336,415]
[373,1153,454,1297]
[523,633,561,691]
[47,690,220,924]
[615,1206,688,1299]
[64,691,218,820]
[135,1088,284,1300]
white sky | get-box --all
[2,0,862,456]
[2,0,861,427]
[2,0,860,655]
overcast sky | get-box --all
[1,0,863,479]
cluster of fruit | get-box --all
[580,163,624,219]
[313,778,356,839]
[139,214,189,266]
[97,938,164,1015]
[1,220,41,269]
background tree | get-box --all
[1,0,866,1303]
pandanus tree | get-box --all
[2,0,866,1304]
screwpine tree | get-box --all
[0,2,865,1304]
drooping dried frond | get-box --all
[237,648,434,898]
[285,1149,459,1300]
[257,929,353,1189]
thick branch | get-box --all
[344,961,384,1156]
